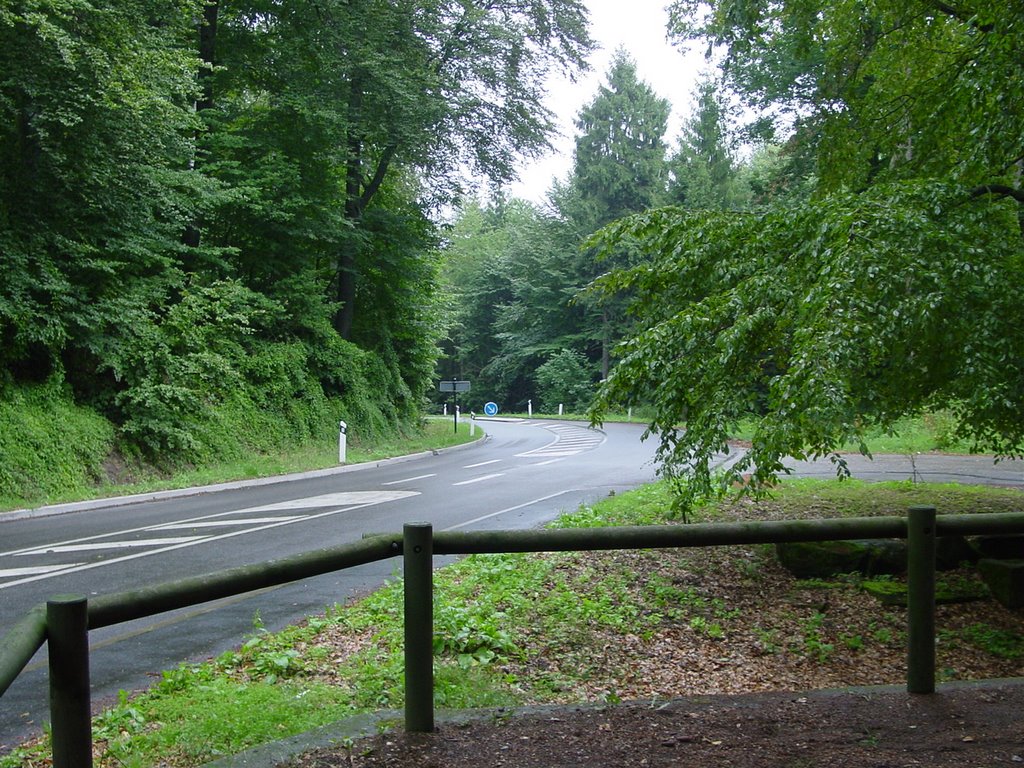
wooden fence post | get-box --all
[906,506,936,694]
[404,522,434,732]
[47,595,93,768]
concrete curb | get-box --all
[1,433,487,523]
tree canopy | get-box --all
[0,0,593,468]
[590,0,1024,508]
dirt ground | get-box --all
[289,681,1024,767]
[285,492,1024,768]
[286,553,1024,767]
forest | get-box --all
[0,0,592,501]
[2,0,1023,508]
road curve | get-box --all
[0,419,658,751]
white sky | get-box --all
[507,0,713,204]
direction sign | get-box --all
[483,402,499,416]
[438,380,471,393]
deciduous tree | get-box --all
[590,1,1024,509]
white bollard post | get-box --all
[528,399,533,418]
[443,403,447,416]
[628,406,633,421]
[558,403,563,416]
[455,405,460,425]
[470,413,476,436]
[338,421,347,464]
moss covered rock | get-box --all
[977,559,1024,609]
[775,539,906,579]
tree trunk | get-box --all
[335,207,359,339]
[184,0,218,250]
[335,74,365,339]
[602,309,610,380]
[334,71,398,339]
[197,1,218,113]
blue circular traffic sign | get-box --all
[483,401,499,416]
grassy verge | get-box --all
[0,418,477,514]
[731,411,980,455]
[5,477,1024,767]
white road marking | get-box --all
[443,489,581,531]
[381,474,437,486]
[15,537,207,555]
[0,564,85,578]
[531,459,563,466]
[452,473,505,486]
[1,491,418,559]
[463,459,501,468]
[0,490,420,590]
[148,517,306,530]
[515,424,606,459]
[231,491,413,514]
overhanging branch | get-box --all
[970,184,1024,204]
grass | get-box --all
[749,476,1024,519]
[731,411,980,455]
[5,475,1024,768]
[0,419,478,514]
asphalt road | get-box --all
[781,452,1024,489]
[2,422,1022,753]
[0,418,661,751]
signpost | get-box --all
[438,379,470,432]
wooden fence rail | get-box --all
[3,507,1024,767]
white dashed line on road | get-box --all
[381,474,437,486]
[452,473,505,486]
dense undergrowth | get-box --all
[0,348,423,512]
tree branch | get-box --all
[925,1,995,32]
[359,144,397,209]
[970,184,1024,204]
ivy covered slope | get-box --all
[0,1,593,504]
[590,1,1024,506]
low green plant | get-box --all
[1,414,475,514]
[795,574,861,590]
[753,626,780,653]
[92,690,147,744]
[689,616,726,639]
[433,602,518,668]
[961,623,1024,659]
[869,622,898,645]
[796,612,835,662]
[840,633,865,651]
[556,482,683,528]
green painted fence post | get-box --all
[906,505,936,694]
[404,522,434,732]
[47,595,93,768]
